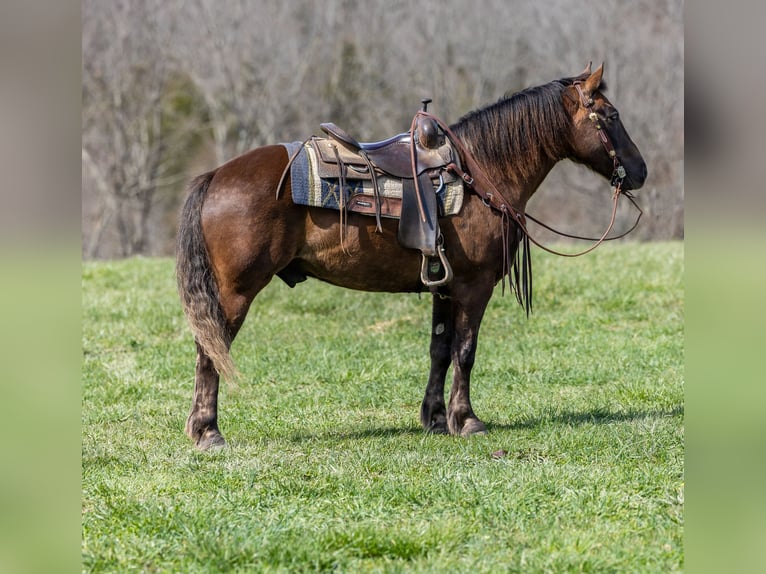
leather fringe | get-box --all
[331,144,350,254]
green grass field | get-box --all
[82,241,683,572]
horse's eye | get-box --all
[607,111,619,122]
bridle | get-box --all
[573,82,628,192]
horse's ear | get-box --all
[583,62,604,94]
[580,61,592,77]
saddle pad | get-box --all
[281,141,464,217]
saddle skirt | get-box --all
[282,139,464,219]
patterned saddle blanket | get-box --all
[281,139,464,219]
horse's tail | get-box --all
[176,171,238,381]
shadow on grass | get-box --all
[287,404,684,442]
[288,424,423,443]
[487,404,684,432]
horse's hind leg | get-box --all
[420,294,452,433]
[180,145,301,449]
[185,280,269,449]
[187,342,225,449]
[185,286,256,449]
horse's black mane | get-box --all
[451,75,601,184]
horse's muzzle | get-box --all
[624,160,648,191]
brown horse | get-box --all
[177,63,647,449]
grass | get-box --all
[82,241,683,572]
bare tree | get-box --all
[81,0,684,259]
[171,0,341,163]
[82,0,183,257]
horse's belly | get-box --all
[295,251,425,293]
[295,217,425,292]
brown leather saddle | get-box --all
[312,100,457,287]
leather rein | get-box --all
[413,85,643,260]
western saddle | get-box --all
[312,99,458,287]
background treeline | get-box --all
[82,0,683,259]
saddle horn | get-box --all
[417,98,439,149]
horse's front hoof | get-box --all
[196,430,227,451]
[459,418,488,437]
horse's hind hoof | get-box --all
[197,430,227,451]
[460,418,488,437]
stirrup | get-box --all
[420,239,453,288]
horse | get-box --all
[176,63,647,449]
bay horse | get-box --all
[176,63,647,449]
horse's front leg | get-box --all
[420,293,452,434]
[447,280,494,437]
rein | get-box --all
[415,109,642,257]
[522,189,642,257]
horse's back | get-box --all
[205,145,289,212]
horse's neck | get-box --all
[462,133,565,211]
[497,154,560,211]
